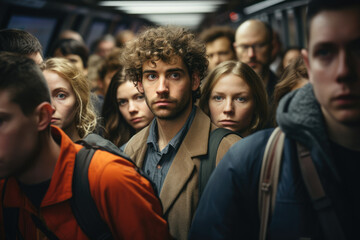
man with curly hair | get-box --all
[121,26,241,240]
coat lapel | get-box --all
[160,108,211,214]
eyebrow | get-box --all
[142,68,186,75]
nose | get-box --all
[128,100,138,113]
[247,46,256,58]
[223,98,233,114]
[337,50,355,83]
[156,76,169,95]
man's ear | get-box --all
[137,81,144,93]
[301,48,312,84]
[191,73,201,91]
[36,102,54,131]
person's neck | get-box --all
[17,131,61,185]
[156,105,193,151]
[65,124,81,142]
[324,110,360,151]
[261,68,270,87]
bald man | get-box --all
[234,20,277,102]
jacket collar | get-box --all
[276,83,340,182]
[3,126,80,210]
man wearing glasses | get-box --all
[234,20,278,103]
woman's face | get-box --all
[209,73,255,136]
[43,70,77,134]
[117,81,154,132]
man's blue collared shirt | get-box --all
[143,106,197,194]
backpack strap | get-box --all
[296,142,346,240]
[71,146,113,240]
[258,127,285,240]
[199,128,240,198]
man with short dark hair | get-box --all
[121,26,241,240]
[234,20,277,101]
[0,29,43,64]
[0,52,171,239]
[199,26,236,72]
[189,0,360,238]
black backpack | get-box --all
[199,128,241,197]
[2,133,141,240]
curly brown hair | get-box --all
[120,25,208,101]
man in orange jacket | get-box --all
[0,52,171,239]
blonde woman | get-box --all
[40,58,97,141]
[199,60,268,137]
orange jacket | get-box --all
[0,126,171,240]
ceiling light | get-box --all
[142,14,203,27]
[118,5,218,14]
[99,1,224,7]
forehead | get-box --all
[236,21,269,43]
[213,73,250,92]
[43,70,72,90]
[309,7,360,49]
[207,37,232,51]
[117,81,138,97]
[142,56,189,73]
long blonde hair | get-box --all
[40,57,97,138]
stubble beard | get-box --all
[145,94,192,121]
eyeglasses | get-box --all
[235,42,269,54]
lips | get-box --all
[51,118,60,124]
[131,117,143,123]
[219,120,238,126]
[247,62,258,68]
[154,100,173,107]
[332,94,360,106]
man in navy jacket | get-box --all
[189,0,360,239]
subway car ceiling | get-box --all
[0,0,309,56]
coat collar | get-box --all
[125,107,212,214]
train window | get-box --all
[7,14,57,54]
[85,20,107,50]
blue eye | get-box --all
[136,95,144,100]
[147,74,157,80]
[236,97,246,102]
[213,96,223,101]
[169,72,180,79]
[57,93,66,99]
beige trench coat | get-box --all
[124,108,241,240]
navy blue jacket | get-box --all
[189,84,351,240]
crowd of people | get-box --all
[0,0,359,239]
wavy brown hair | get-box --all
[120,25,208,102]
[101,69,136,147]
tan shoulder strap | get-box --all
[258,127,285,240]
[296,142,346,240]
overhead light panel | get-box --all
[99,1,224,14]
[100,1,224,7]
[118,6,218,14]
[142,14,203,27]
